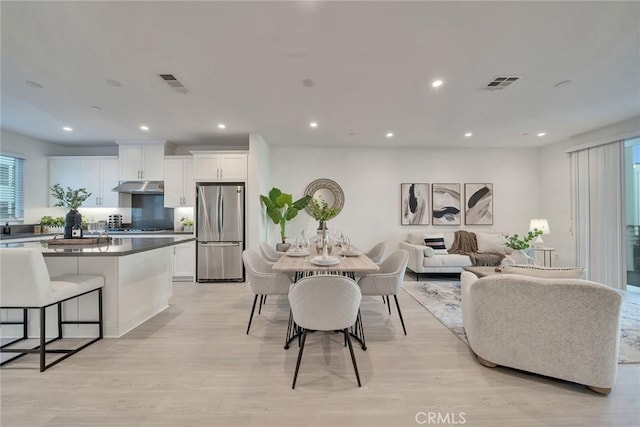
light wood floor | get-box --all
[1,277,639,427]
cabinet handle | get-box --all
[140,170,144,179]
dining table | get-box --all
[272,246,379,350]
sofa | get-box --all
[460,271,622,394]
[399,230,512,278]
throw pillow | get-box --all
[424,233,448,255]
[502,265,585,279]
[423,246,435,257]
[475,232,507,254]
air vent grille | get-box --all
[158,74,189,94]
[483,76,520,91]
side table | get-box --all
[534,247,555,266]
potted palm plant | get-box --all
[50,184,92,239]
[260,187,311,251]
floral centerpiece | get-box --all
[50,184,92,238]
[310,197,341,256]
[310,197,341,223]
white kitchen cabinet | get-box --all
[82,158,119,207]
[48,157,119,207]
[117,143,165,181]
[172,240,195,281]
[164,156,194,207]
[192,152,247,181]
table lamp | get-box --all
[529,218,550,249]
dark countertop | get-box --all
[1,236,196,257]
[0,230,193,241]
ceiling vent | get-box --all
[159,74,189,94]
[482,76,520,91]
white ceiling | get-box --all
[1,1,639,149]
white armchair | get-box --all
[461,271,622,394]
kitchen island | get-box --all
[1,236,195,338]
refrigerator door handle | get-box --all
[199,242,240,247]
[218,188,224,236]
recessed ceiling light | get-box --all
[217,123,226,130]
[537,132,546,137]
[24,80,43,88]
[140,125,149,131]
[309,122,318,128]
[431,79,444,88]
[386,132,394,138]
[464,132,473,138]
[62,126,73,132]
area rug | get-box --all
[402,280,640,364]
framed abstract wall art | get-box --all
[431,183,461,225]
[401,183,429,225]
[464,183,493,225]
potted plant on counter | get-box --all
[50,184,92,239]
[260,187,311,251]
[181,218,194,232]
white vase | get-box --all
[509,249,534,265]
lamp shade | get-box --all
[529,219,550,235]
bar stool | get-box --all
[0,248,104,371]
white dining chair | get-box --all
[358,249,409,335]
[288,274,362,389]
[365,242,388,264]
[259,242,284,263]
[242,249,292,335]
[0,248,104,372]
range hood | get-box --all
[112,181,164,194]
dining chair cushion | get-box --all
[289,275,361,331]
[242,249,291,295]
[358,250,409,296]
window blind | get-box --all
[0,155,24,220]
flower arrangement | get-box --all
[504,229,543,250]
[50,184,92,210]
[310,197,341,222]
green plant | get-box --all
[182,218,194,227]
[310,197,341,222]
[54,217,65,226]
[39,215,55,226]
[504,229,544,250]
[50,184,92,210]
[260,188,311,243]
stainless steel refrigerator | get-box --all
[196,183,245,282]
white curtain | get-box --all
[571,141,626,289]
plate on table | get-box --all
[286,249,309,257]
[339,249,361,257]
[311,256,340,266]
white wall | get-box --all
[1,130,70,223]
[265,146,540,253]
[247,133,270,250]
